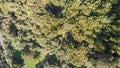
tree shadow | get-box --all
[45,2,63,18]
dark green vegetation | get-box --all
[0,0,120,68]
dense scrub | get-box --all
[0,0,120,68]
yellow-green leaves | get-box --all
[94,41,106,52]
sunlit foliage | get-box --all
[0,0,120,68]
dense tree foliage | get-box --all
[0,0,120,68]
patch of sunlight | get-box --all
[22,49,46,68]
[22,56,39,68]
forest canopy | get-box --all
[0,0,120,68]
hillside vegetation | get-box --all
[0,0,120,68]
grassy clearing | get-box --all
[22,56,39,68]
[22,50,46,68]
